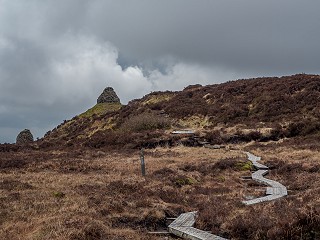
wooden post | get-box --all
[140,148,146,176]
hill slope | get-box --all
[40,74,320,149]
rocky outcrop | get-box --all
[16,129,34,145]
[97,87,120,104]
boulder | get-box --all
[97,87,120,104]
[16,129,34,145]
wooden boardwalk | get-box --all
[167,149,287,239]
[168,212,227,240]
[172,130,196,134]
[242,152,287,205]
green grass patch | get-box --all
[216,175,226,182]
[235,161,254,171]
[175,177,196,187]
[53,191,65,198]
[143,94,173,105]
[79,103,122,118]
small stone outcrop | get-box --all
[97,87,120,104]
[16,129,34,145]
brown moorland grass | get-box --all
[0,144,319,239]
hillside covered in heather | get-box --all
[1,73,318,153]
[28,74,319,150]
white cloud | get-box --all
[48,34,152,105]
[148,62,239,91]
[0,30,245,143]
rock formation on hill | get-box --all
[97,87,120,104]
[16,129,34,145]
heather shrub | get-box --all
[225,130,263,143]
[0,158,27,169]
[246,130,262,141]
[152,167,175,178]
[0,144,20,152]
[213,157,237,171]
[266,125,285,141]
[286,119,320,137]
[204,130,224,144]
[181,157,243,174]
[120,112,171,132]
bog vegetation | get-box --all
[0,74,320,239]
[0,146,319,239]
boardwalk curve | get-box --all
[166,138,287,239]
[168,212,227,240]
[242,152,287,205]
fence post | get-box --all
[140,148,146,176]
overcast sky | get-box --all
[1,0,320,143]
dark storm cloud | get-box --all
[0,0,319,142]
[82,0,320,73]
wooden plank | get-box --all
[243,194,283,205]
[266,186,287,195]
[170,227,226,240]
[244,152,269,169]
[253,162,269,170]
[148,231,170,234]
[172,130,196,134]
[168,212,227,240]
[204,145,224,149]
[240,176,252,180]
[244,152,261,162]
[169,212,196,227]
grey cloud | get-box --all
[81,0,320,73]
[1,0,320,142]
